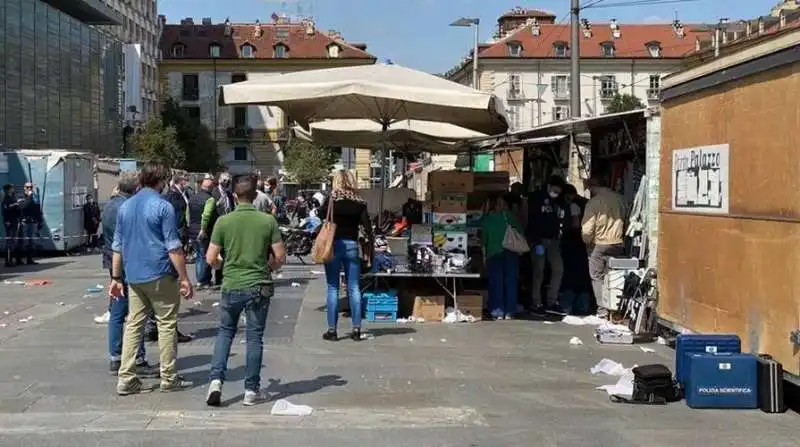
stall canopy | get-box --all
[291,119,487,154]
[219,63,508,135]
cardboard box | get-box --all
[466,210,483,228]
[431,192,467,213]
[473,172,510,192]
[433,231,468,253]
[412,295,445,321]
[431,212,467,231]
[428,170,474,192]
[458,293,484,321]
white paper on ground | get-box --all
[596,372,634,397]
[310,270,323,275]
[569,336,583,345]
[640,346,656,353]
[590,359,630,376]
[562,315,606,326]
[657,336,667,345]
[270,399,313,416]
[291,282,301,287]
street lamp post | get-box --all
[450,17,480,90]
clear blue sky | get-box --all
[159,0,775,73]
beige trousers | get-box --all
[118,275,181,385]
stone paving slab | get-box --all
[0,257,798,446]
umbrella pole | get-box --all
[378,122,389,226]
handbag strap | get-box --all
[326,195,335,222]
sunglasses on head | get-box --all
[24,185,33,189]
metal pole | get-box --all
[472,19,480,90]
[570,0,581,118]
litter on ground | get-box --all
[640,346,656,353]
[270,399,313,416]
[569,336,583,345]
[290,282,301,287]
[591,359,636,397]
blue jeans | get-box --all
[108,278,146,362]
[194,238,211,285]
[487,250,519,315]
[324,239,362,329]
[209,288,271,392]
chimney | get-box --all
[224,17,232,36]
[779,10,787,28]
[181,17,194,26]
[758,17,764,34]
[530,18,541,36]
[327,29,342,40]
[673,19,685,38]
[303,19,315,35]
[581,19,592,38]
[610,19,621,39]
[745,20,752,37]
[254,19,263,37]
[201,17,211,25]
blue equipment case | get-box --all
[675,334,741,386]
[685,353,758,409]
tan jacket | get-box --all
[581,187,627,246]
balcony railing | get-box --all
[507,88,524,100]
[553,89,570,100]
[647,88,661,101]
[600,88,617,100]
[226,126,253,139]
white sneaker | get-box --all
[206,379,222,406]
[243,389,268,406]
[93,311,110,324]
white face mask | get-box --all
[548,191,559,199]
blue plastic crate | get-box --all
[366,310,397,322]
[366,303,397,312]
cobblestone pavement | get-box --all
[0,256,796,446]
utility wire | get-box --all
[581,0,609,10]
[585,0,700,9]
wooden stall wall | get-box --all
[658,63,800,374]
[494,148,523,182]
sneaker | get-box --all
[503,314,513,320]
[136,361,160,379]
[546,304,566,315]
[351,328,363,342]
[243,389,268,406]
[160,376,193,392]
[177,331,194,343]
[117,378,150,396]
[94,311,110,325]
[490,309,504,320]
[530,306,547,316]
[109,360,121,376]
[322,329,338,341]
[206,379,223,406]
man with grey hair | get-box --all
[211,173,235,286]
[101,173,158,377]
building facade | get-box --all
[0,0,124,154]
[446,9,710,130]
[101,0,161,124]
[158,15,376,176]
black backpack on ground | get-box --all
[611,364,681,405]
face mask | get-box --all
[548,191,559,199]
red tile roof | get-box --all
[160,21,375,60]
[479,23,711,59]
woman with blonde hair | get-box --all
[480,194,524,320]
[318,170,373,341]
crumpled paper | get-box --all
[569,336,583,345]
[591,359,636,397]
[442,308,476,323]
[270,399,313,416]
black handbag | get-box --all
[611,364,681,405]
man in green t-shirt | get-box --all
[204,174,286,407]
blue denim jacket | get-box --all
[101,194,128,270]
[112,188,182,284]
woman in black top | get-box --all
[318,170,373,341]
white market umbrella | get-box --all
[219,63,508,135]
[294,119,487,154]
[219,63,508,217]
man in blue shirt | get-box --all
[109,162,194,395]
[101,174,158,378]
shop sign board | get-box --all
[671,144,729,214]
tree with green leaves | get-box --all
[132,118,185,168]
[605,93,646,114]
[160,98,223,173]
[282,139,339,187]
